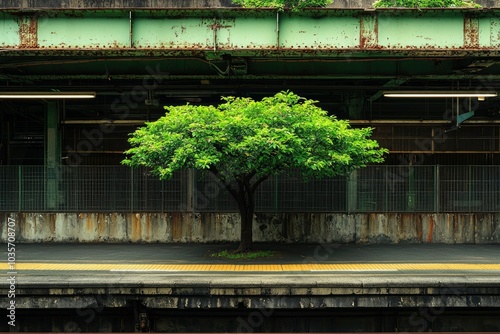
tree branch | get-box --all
[210,166,239,200]
[251,174,269,193]
[245,170,257,183]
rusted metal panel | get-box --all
[214,17,269,50]
[0,13,21,47]
[278,15,360,50]
[17,15,38,48]
[464,15,479,47]
[378,14,464,49]
[38,16,129,49]
[487,17,500,46]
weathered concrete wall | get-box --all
[3,275,500,332]
[1,212,499,244]
[7,276,500,309]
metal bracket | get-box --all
[456,110,475,126]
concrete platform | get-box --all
[1,243,500,311]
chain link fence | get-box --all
[0,165,498,213]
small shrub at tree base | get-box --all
[210,250,276,260]
[373,0,480,7]
[232,0,333,10]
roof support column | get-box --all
[45,102,61,209]
[345,93,365,120]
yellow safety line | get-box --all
[1,263,500,272]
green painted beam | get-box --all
[1,9,500,57]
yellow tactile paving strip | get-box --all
[1,263,500,272]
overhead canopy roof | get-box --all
[1,5,500,121]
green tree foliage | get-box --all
[123,91,387,251]
[373,0,480,7]
[232,0,333,11]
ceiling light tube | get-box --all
[0,92,96,99]
[383,91,497,98]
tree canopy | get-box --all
[123,91,387,251]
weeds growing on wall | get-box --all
[373,0,480,8]
[232,0,333,11]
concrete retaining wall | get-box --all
[1,212,499,243]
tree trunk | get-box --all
[236,191,255,252]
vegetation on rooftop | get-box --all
[373,0,480,8]
[232,0,333,10]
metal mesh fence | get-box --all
[0,167,18,211]
[356,165,437,213]
[193,169,346,213]
[0,165,499,213]
[439,165,500,212]
[0,166,186,212]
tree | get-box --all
[123,91,387,251]
[232,0,333,11]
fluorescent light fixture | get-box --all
[0,92,96,99]
[383,91,497,98]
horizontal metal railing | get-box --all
[0,165,499,213]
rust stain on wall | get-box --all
[416,214,423,241]
[172,212,181,240]
[359,14,378,49]
[427,215,434,243]
[109,213,117,238]
[397,214,405,240]
[145,214,152,241]
[49,213,56,236]
[97,213,106,237]
[131,213,141,241]
[85,214,93,234]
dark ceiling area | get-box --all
[1,3,500,166]
[1,55,500,120]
